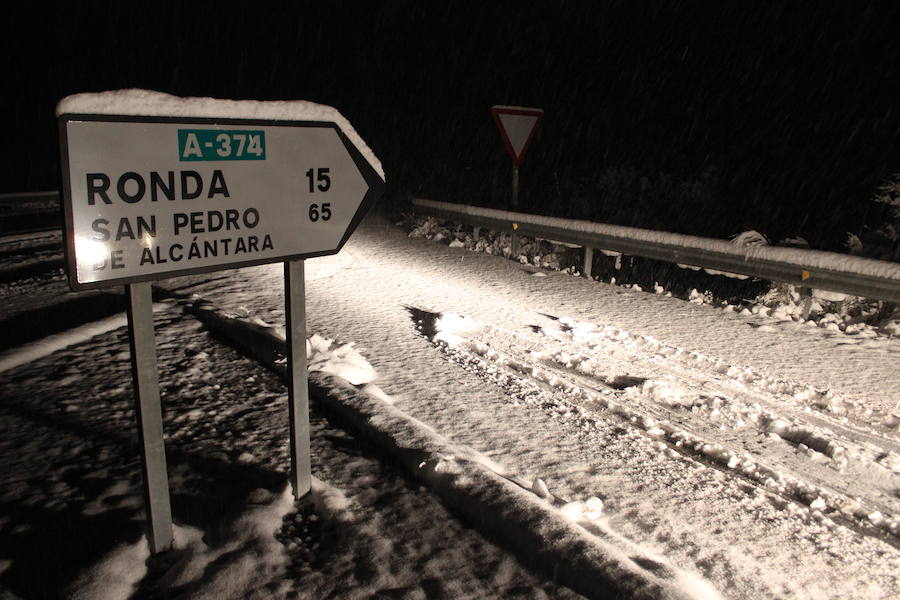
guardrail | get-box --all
[0,191,61,234]
[0,191,60,214]
[410,197,900,304]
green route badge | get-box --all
[178,129,266,161]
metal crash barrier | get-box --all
[410,197,900,304]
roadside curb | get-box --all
[0,258,65,284]
[0,240,62,261]
[0,284,184,352]
[0,290,126,352]
[164,286,718,600]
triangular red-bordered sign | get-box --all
[491,105,544,166]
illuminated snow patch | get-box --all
[306,334,377,385]
[433,312,481,348]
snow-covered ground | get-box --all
[155,211,898,599]
[1,209,898,599]
[0,298,581,599]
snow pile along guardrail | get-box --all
[164,286,722,600]
[410,197,900,303]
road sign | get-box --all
[490,105,543,166]
[491,105,543,212]
[58,114,384,290]
[56,91,385,555]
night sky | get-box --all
[3,1,899,250]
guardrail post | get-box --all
[473,226,480,242]
[583,247,594,279]
[799,286,813,321]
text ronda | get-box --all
[86,170,230,205]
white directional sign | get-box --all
[58,114,384,290]
[491,105,543,166]
[57,92,385,554]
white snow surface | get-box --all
[158,211,899,599]
[0,298,583,599]
[305,334,377,386]
[3,210,899,598]
[66,537,149,600]
[413,198,900,281]
[66,485,293,599]
[57,89,384,180]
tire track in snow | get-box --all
[409,308,900,547]
[530,315,900,514]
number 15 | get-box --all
[306,168,330,192]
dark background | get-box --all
[3,1,898,251]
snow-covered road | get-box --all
[0,299,582,599]
[160,212,900,599]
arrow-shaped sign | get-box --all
[59,111,384,290]
[491,105,544,166]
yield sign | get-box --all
[491,105,543,166]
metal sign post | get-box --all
[512,164,519,210]
[284,259,312,497]
[125,281,173,553]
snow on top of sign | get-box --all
[57,89,384,180]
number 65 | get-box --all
[309,203,331,222]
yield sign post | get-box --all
[491,105,543,210]
[57,91,384,554]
